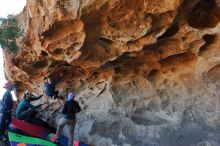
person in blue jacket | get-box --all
[16,90,43,121]
[0,82,14,141]
[16,90,56,133]
[44,74,62,100]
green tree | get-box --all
[0,15,23,52]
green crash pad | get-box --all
[8,131,57,146]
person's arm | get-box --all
[29,95,43,101]
[24,100,42,109]
[75,102,81,113]
[62,102,67,114]
[33,104,42,109]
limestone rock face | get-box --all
[3,0,220,145]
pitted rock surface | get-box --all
[3,0,220,145]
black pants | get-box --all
[29,118,56,133]
[19,109,37,122]
[19,109,56,133]
[0,111,11,137]
[48,90,59,99]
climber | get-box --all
[0,82,15,141]
[16,90,43,122]
[55,92,81,146]
[16,90,56,133]
[44,73,62,99]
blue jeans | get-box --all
[0,111,12,137]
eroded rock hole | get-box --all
[198,0,215,11]
[114,67,121,74]
[99,37,113,44]
[32,60,48,69]
[53,48,65,55]
[63,63,72,67]
[148,69,159,77]
[41,21,66,38]
[41,50,48,56]
[199,34,216,53]
[187,0,219,28]
[202,34,215,43]
[158,25,179,40]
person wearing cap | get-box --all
[55,92,81,146]
[16,90,43,122]
[0,82,14,141]
[16,90,56,133]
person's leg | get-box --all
[6,112,12,126]
[20,109,37,122]
[32,118,56,133]
[18,110,28,120]
[67,120,75,146]
[55,91,59,96]
[55,118,67,141]
[4,112,12,137]
[52,91,59,99]
[0,113,8,140]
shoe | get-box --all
[54,139,59,144]
[2,137,7,142]
[0,136,7,142]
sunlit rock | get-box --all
[3,0,220,145]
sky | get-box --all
[0,0,26,18]
[0,0,26,100]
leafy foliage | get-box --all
[0,15,23,52]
